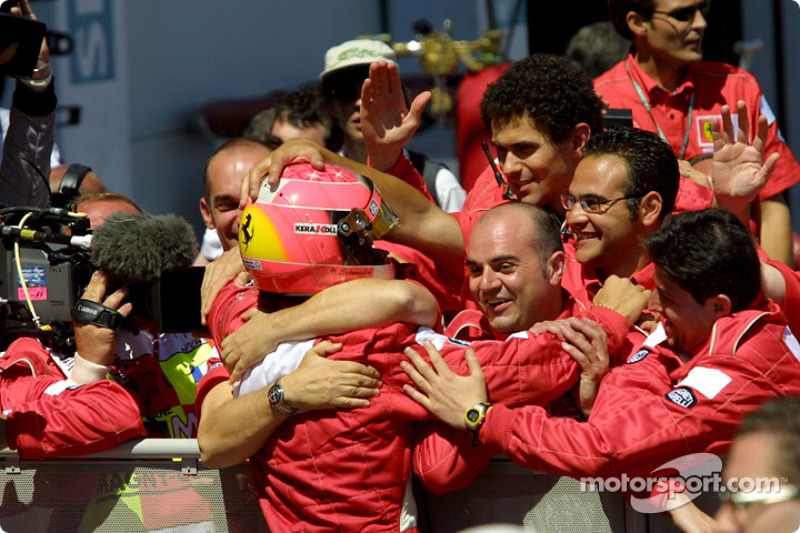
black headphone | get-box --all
[50,163,92,208]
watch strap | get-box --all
[464,402,491,445]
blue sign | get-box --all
[69,0,115,84]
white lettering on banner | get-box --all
[76,23,109,78]
[70,0,115,83]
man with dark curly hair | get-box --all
[461,53,604,217]
[349,54,604,281]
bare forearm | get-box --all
[758,196,794,268]
[197,382,288,468]
[280,278,438,335]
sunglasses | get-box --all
[648,0,710,23]
[327,81,363,102]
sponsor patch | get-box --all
[676,367,732,399]
[627,348,651,364]
[666,387,696,408]
[294,223,338,235]
[369,200,380,217]
[242,259,262,271]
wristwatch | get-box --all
[464,401,492,438]
[268,380,296,415]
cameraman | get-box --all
[0,272,145,459]
[0,0,60,208]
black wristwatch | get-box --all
[268,380,296,415]
[464,402,491,444]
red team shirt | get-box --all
[595,55,800,200]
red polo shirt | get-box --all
[595,55,800,200]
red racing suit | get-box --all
[595,55,800,201]
[0,337,146,460]
[204,281,631,531]
[469,302,800,492]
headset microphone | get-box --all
[560,220,574,244]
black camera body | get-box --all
[0,207,204,353]
[0,3,47,80]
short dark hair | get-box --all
[480,54,604,144]
[646,209,761,311]
[202,137,278,199]
[275,84,334,139]
[583,127,679,219]
[478,202,563,273]
[565,21,631,78]
[608,0,657,41]
[736,397,800,485]
[244,84,340,150]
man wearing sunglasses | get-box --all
[596,0,800,268]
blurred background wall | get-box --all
[2,0,798,238]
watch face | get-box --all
[466,409,480,423]
[268,384,282,405]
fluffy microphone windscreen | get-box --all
[91,212,199,282]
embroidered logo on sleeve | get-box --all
[626,349,651,364]
[675,367,732,399]
[666,387,696,408]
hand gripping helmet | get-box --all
[239,162,399,295]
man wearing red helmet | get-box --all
[197,162,648,531]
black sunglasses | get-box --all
[648,0,710,23]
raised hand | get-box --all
[711,100,780,224]
[360,61,432,171]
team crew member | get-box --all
[401,209,800,511]
[198,162,646,531]
[596,0,800,266]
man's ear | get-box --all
[199,197,216,230]
[571,123,592,159]
[705,294,732,318]
[547,251,568,286]
[638,191,663,228]
[626,10,649,38]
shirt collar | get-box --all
[626,53,695,98]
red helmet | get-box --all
[239,162,398,295]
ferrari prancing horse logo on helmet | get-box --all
[241,213,255,251]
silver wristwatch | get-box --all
[268,379,296,415]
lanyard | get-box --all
[625,59,694,160]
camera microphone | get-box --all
[90,212,198,283]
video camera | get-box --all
[0,206,204,354]
[0,1,46,80]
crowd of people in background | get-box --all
[1,0,800,532]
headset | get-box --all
[50,163,92,208]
